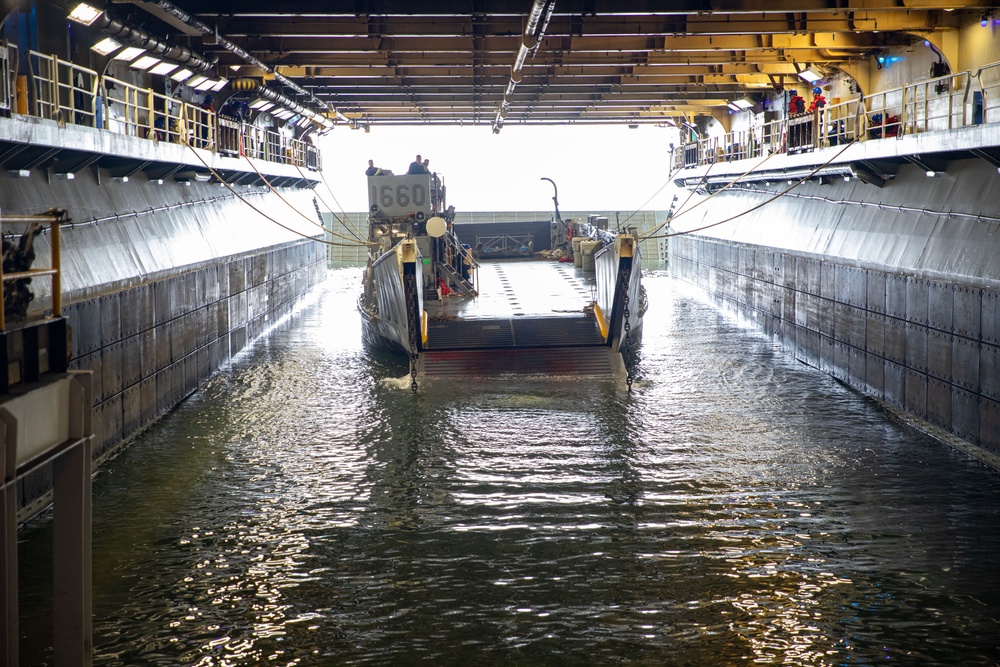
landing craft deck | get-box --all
[428,259,594,320]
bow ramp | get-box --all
[417,260,627,380]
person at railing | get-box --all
[199,95,214,148]
[808,87,826,112]
[366,159,381,176]
[788,89,806,115]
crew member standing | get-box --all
[407,154,427,174]
[365,159,380,176]
[788,89,806,114]
[807,87,827,112]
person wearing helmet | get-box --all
[788,89,806,114]
[808,86,827,112]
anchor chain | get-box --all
[619,266,635,392]
[623,291,633,392]
[404,272,419,393]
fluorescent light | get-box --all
[727,102,741,112]
[113,46,145,61]
[91,37,121,56]
[149,61,179,76]
[731,98,754,109]
[186,75,209,88]
[193,77,216,90]
[250,99,274,110]
[68,2,103,25]
[130,55,161,70]
[208,79,229,92]
[170,68,194,81]
[799,68,823,83]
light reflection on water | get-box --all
[18,268,1000,666]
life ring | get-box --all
[565,225,575,242]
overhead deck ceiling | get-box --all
[120,0,1000,127]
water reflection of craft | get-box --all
[358,172,646,389]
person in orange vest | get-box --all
[788,89,806,114]
[808,87,827,112]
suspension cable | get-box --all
[641,150,777,240]
[293,163,369,243]
[241,153,371,244]
[645,139,858,240]
[182,140,371,248]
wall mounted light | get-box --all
[91,37,121,56]
[68,2,103,26]
[113,46,145,61]
[149,62,179,76]
[798,68,823,83]
[130,55,162,71]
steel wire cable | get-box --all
[183,140,370,248]
[644,139,858,240]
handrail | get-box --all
[13,46,321,171]
[0,210,65,332]
[676,61,997,169]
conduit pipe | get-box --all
[253,85,334,130]
[492,0,555,134]
[89,10,215,72]
[132,0,349,127]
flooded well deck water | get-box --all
[18,268,1000,666]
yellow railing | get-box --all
[28,50,99,127]
[18,46,321,169]
[677,63,991,169]
[0,211,64,332]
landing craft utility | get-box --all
[357,170,646,390]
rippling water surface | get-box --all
[19,269,1000,666]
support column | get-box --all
[0,414,18,667]
[53,374,93,667]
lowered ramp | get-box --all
[424,315,604,350]
[419,346,623,379]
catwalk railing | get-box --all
[11,47,320,171]
[674,61,1000,170]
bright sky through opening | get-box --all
[317,124,681,214]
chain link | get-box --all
[404,272,419,393]
[619,266,634,393]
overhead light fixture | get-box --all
[130,55,161,71]
[250,99,274,111]
[727,102,741,112]
[68,2,103,26]
[208,79,229,92]
[112,46,145,61]
[799,68,823,83]
[91,37,121,56]
[170,68,194,82]
[186,75,209,88]
[731,98,754,110]
[193,77,216,91]
[149,61,179,76]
